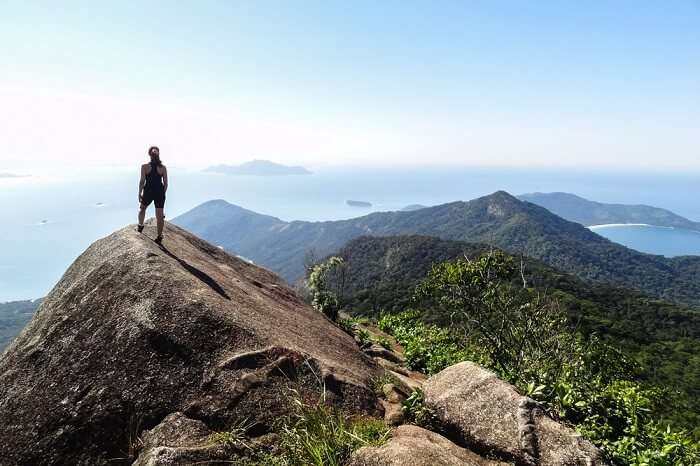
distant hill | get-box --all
[205,159,312,176]
[332,235,700,430]
[519,192,700,230]
[400,204,428,211]
[0,173,27,178]
[173,191,700,306]
[0,299,41,351]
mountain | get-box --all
[519,192,700,230]
[0,222,379,465]
[173,192,700,306]
[0,299,41,351]
[204,159,312,176]
[332,235,700,430]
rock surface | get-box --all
[349,425,510,466]
[133,412,240,465]
[424,361,607,466]
[0,222,380,465]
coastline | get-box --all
[588,223,653,229]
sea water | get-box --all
[589,224,700,257]
[2,165,700,301]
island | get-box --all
[204,160,312,176]
[346,200,372,208]
[400,204,427,212]
[0,173,27,178]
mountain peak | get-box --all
[0,222,378,464]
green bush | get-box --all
[378,310,479,374]
[401,388,438,430]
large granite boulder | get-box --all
[424,361,608,466]
[349,425,510,466]
[0,222,381,465]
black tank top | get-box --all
[144,161,164,194]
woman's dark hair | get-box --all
[148,146,161,165]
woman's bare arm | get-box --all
[162,166,168,193]
[138,165,146,201]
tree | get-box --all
[306,257,345,321]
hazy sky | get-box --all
[1,1,698,170]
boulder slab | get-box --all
[349,425,510,466]
[0,223,380,465]
[424,361,608,466]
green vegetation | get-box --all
[208,384,390,466]
[336,235,700,435]
[376,252,700,465]
[307,257,345,321]
[209,418,255,448]
[237,398,390,466]
[400,388,438,430]
[279,401,389,466]
[378,310,477,375]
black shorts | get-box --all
[141,192,166,209]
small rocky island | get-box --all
[205,160,312,176]
[346,200,372,207]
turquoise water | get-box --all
[2,166,700,301]
[590,224,700,257]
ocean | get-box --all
[2,165,700,302]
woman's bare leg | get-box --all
[138,204,147,226]
[156,208,164,237]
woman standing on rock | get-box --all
[137,146,168,244]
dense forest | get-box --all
[328,235,700,435]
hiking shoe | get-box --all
[155,236,163,245]
[137,224,144,233]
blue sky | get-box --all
[1,1,698,169]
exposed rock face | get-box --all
[132,412,240,465]
[349,425,510,466]
[0,223,380,465]
[424,362,607,466]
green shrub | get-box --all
[378,310,479,374]
[401,388,438,430]
[370,334,393,350]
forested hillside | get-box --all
[330,235,700,434]
[174,191,700,306]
